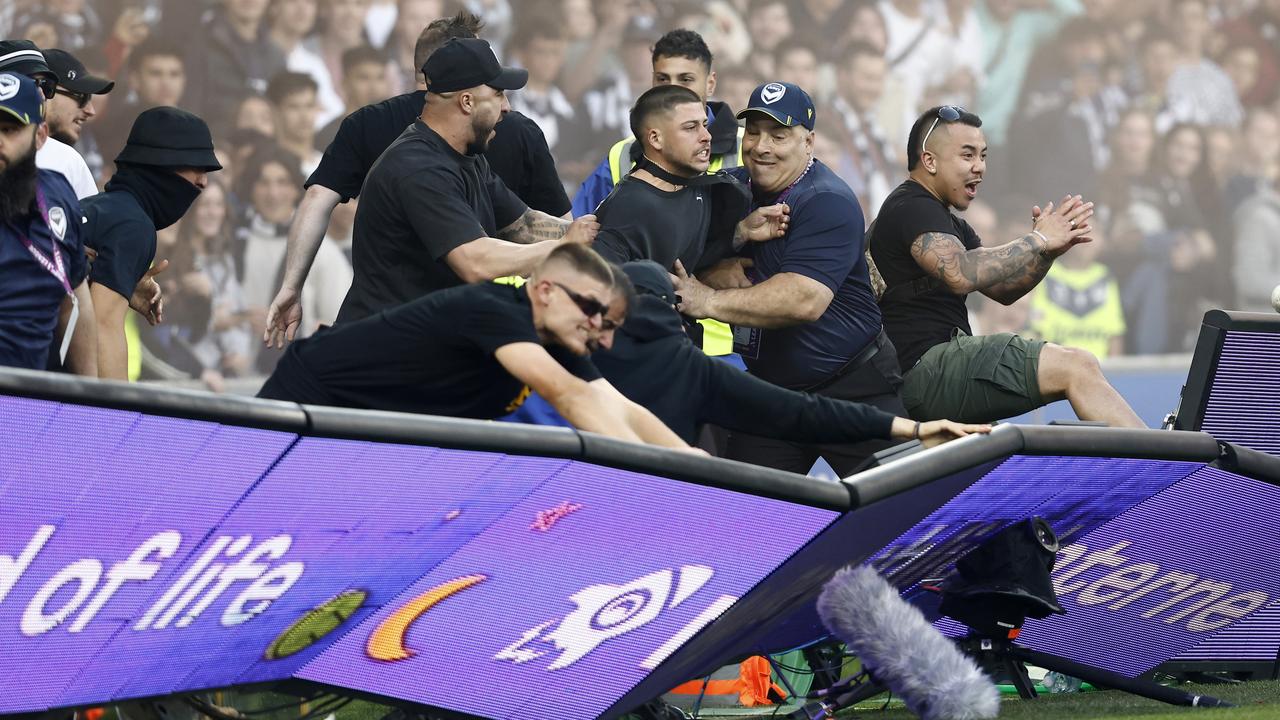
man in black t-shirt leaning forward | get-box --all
[259,244,697,452]
[333,37,598,324]
[868,106,1144,427]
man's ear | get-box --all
[705,70,717,99]
[458,89,475,115]
[36,121,48,151]
[646,126,663,153]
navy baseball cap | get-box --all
[423,38,527,94]
[736,81,816,131]
[0,72,44,125]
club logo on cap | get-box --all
[67,70,77,80]
[761,83,786,105]
[48,207,67,240]
[0,73,18,101]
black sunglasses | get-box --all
[921,105,964,156]
[553,282,609,320]
[34,76,57,100]
[54,88,91,108]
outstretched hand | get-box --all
[130,259,168,326]
[917,420,992,448]
[1032,194,1095,257]
[738,203,790,243]
[670,260,715,319]
[264,286,302,349]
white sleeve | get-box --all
[35,139,99,200]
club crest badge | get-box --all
[48,207,67,240]
[761,83,786,105]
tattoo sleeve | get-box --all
[498,209,570,244]
[909,231,1052,302]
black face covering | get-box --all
[105,164,202,230]
[0,143,38,223]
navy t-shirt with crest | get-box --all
[0,169,87,370]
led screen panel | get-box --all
[0,394,838,716]
[1200,330,1280,456]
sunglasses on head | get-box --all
[553,282,609,320]
[54,88,91,108]
[920,105,964,157]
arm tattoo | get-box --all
[910,232,1051,298]
[499,209,570,244]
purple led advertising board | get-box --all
[0,393,838,717]
[1200,329,1280,456]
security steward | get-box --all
[572,28,744,356]
[0,72,95,374]
[83,106,222,380]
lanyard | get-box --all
[749,156,816,212]
[14,186,73,297]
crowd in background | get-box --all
[6,0,1278,388]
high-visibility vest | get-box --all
[665,656,788,709]
[605,131,745,357]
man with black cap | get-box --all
[264,12,572,347]
[0,72,96,375]
[672,81,908,477]
[0,39,97,200]
[595,261,988,448]
[41,48,113,152]
[333,37,599,323]
[82,106,222,380]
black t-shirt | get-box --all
[593,176,715,271]
[260,282,600,417]
[335,121,528,323]
[82,190,156,300]
[869,180,981,371]
[306,91,569,215]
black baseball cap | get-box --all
[116,106,222,172]
[0,39,56,98]
[423,38,527,94]
[736,81,816,131]
[43,49,115,95]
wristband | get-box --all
[1031,230,1049,245]
[913,421,921,440]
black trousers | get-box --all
[725,333,907,478]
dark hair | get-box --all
[129,38,185,72]
[907,105,983,171]
[608,263,637,310]
[414,10,484,79]
[235,143,304,208]
[266,71,318,105]
[538,243,615,287]
[508,15,565,53]
[652,28,713,69]
[629,84,704,144]
[841,40,883,65]
[341,44,386,74]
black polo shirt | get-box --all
[334,121,528,323]
[593,175,713,271]
[0,170,88,370]
[259,282,600,417]
[306,90,569,215]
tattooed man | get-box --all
[868,106,1144,427]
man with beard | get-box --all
[334,38,598,323]
[82,107,222,380]
[0,72,96,374]
[260,244,697,452]
[867,106,1144,427]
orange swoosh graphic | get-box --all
[367,574,488,662]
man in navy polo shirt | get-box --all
[0,71,96,374]
[672,81,906,477]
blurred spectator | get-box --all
[790,0,856,55]
[555,0,629,107]
[185,0,287,136]
[151,177,253,389]
[40,0,103,52]
[1219,44,1262,110]
[1233,176,1280,313]
[573,16,662,170]
[880,0,960,138]
[774,46,821,98]
[269,0,346,129]
[506,15,575,168]
[1219,0,1279,107]
[234,94,279,139]
[236,144,351,366]
[383,0,443,91]
[266,71,323,173]
[846,0,889,53]
[1226,108,1279,209]
[12,8,62,51]
[314,0,374,95]
[1133,28,1178,131]
[96,38,186,171]
[744,0,792,79]
[976,0,1081,148]
[365,0,399,47]
[831,41,895,218]
[1161,0,1243,129]
[314,44,392,149]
